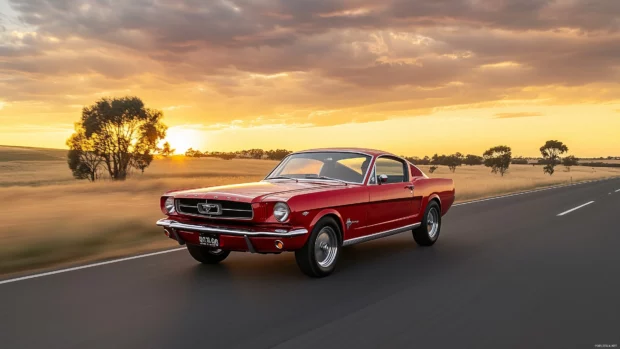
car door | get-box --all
[365,156,417,234]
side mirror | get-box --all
[378,174,388,184]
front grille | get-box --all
[175,198,253,219]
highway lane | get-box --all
[1,178,619,349]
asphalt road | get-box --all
[2,178,620,349]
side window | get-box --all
[375,157,407,183]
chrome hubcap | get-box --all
[210,249,224,255]
[427,208,439,239]
[314,227,338,268]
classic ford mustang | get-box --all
[157,148,455,277]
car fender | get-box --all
[308,208,345,240]
[425,193,442,213]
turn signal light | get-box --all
[275,240,284,250]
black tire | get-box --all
[187,245,230,264]
[412,201,441,246]
[295,217,341,278]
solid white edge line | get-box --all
[1,177,618,286]
[0,247,186,285]
[616,189,620,193]
[453,178,614,207]
[557,201,595,217]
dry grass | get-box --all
[0,157,277,275]
[0,156,277,187]
[0,145,67,162]
[1,155,619,276]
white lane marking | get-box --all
[616,189,620,193]
[557,201,595,217]
[454,177,614,207]
[1,177,618,286]
[0,248,186,286]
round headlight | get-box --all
[164,197,175,214]
[273,202,290,222]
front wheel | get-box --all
[187,245,230,264]
[295,217,341,278]
[412,201,441,246]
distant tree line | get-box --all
[579,162,620,168]
[404,153,484,168]
[184,148,292,161]
[400,140,611,177]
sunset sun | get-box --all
[163,126,205,155]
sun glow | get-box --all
[163,126,206,154]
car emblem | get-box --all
[345,218,359,229]
[197,201,223,215]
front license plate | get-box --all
[198,234,219,247]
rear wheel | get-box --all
[295,217,341,278]
[412,201,441,246]
[187,245,230,264]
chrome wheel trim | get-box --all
[314,227,338,268]
[209,249,224,255]
[427,208,439,240]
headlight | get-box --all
[273,202,290,222]
[164,197,175,214]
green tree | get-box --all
[68,96,167,180]
[66,124,104,181]
[562,155,579,172]
[540,140,569,176]
[483,145,512,176]
[445,153,464,173]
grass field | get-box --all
[1,145,619,276]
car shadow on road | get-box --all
[180,234,443,282]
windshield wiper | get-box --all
[308,175,349,186]
[269,176,298,182]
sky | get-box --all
[0,0,619,157]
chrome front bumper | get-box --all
[156,219,308,237]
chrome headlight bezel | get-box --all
[164,197,176,214]
[273,202,290,222]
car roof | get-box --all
[292,147,396,157]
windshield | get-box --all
[266,152,372,184]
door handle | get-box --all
[404,184,415,190]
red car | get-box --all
[157,148,455,277]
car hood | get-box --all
[171,180,350,202]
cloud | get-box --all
[494,112,543,119]
[2,0,620,128]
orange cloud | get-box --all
[1,0,620,155]
[494,112,543,119]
